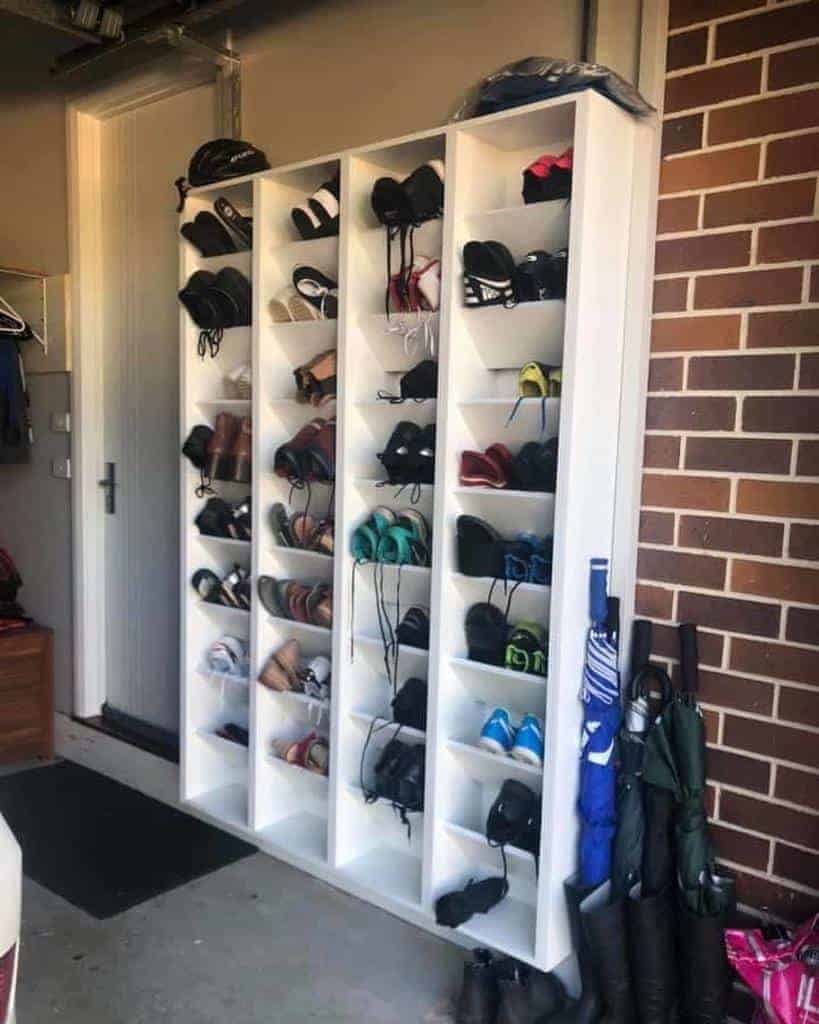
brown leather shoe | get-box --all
[207,412,240,481]
[232,416,252,483]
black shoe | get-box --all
[377,358,438,403]
[463,240,517,308]
[378,421,421,485]
[465,602,507,665]
[515,249,568,302]
[179,270,222,329]
[391,677,427,731]
[582,892,637,1024]
[402,160,445,223]
[396,606,430,650]
[370,738,407,802]
[292,265,338,320]
[407,423,436,485]
[456,949,500,1024]
[211,266,252,327]
[496,965,567,1024]
[435,877,508,929]
[457,515,505,579]
[486,779,541,864]
[195,497,234,537]
[214,196,253,248]
[292,171,340,240]
[180,211,237,257]
[393,742,425,813]
[512,438,558,493]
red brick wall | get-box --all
[640,0,819,922]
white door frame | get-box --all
[67,60,218,718]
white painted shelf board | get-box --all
[265,753,329,788]
[444,820,536,867]
[257,811,328,864]
[450,573,551,599]
[269,545,334,564]
[264,687,330,713]
[450,656,547,690]
[446,738,543,784]
[196,398,251,413]
[187,782,248,831]
[196,535,251,552]
[456,894,536,964]
[346,783,423,814]
[453,486,555,504]
[195,600,251,621]
[196,665,250,690]
[355,634,429,660]
[349,709,426,743]
[266,616,332,638]
[196,729,249,762]
[192,250,252,273]
[339,846,423,911]
[269,234,338,266]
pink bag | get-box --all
[726,913,819,1024]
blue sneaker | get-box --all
[511,713,544,767]
[479,708,516,756]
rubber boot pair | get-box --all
[548,878,636,1024]
[456,948,565,1024]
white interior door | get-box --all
[99,84,216,734]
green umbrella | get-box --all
[642,624,727,916]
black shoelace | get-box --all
[197,327,223,360]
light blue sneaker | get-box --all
[511,713,544,767]
[479,708,516,756]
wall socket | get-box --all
[51,412,71,433]
[51,458,71,479]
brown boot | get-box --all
[206,412,240,481]
[232,416,252,483]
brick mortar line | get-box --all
[635,580,819,614]
[646,389,818,400]
[640,501,819,525]
[655,260,817,281]
[665,34,819,80]
[652,302,819,317]
[637,542,819,572]
[657,215,819,241]
[663,80,819,121]
[658,171,819,199]
[712,856,819,898]
[642,435,819,449]
[666,0,815,38]
[662,127,819,162]
[709,702,819,734]
[715,777,819,816]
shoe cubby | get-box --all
[180,93,639,969]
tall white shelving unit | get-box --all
[180,91,637,971]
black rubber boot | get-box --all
[456,949,499,1024]
[545,879,603,1024]
[496,968,567,1024]
[583,896,638,1024]
[678,904,730,1024]
[627,887,678,1024]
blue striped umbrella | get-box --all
[578,558,622,888]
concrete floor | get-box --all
[17,851,464,1023]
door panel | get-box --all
[100,84,215,733]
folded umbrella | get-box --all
[611,619,672,899]
[578,559,621,888]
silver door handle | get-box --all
[98,461,116,514]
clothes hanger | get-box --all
[0,293,46,352]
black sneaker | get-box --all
[486,779,541,863]
[512,438,558,493]
[377,359,438,403]
[211,266,252,327]
[292,171,340,240]
[463,240,517,308]
[465,602,507,666]
[407,423,436,485]
[195,497,233,537]
[378,421,421,485]
[396,606,430,650]
[516,249,568,302]
[214,196,253,249]
[457,515,505,579]
[180,211,237,257]
[391,677,427,731]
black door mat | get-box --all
[0,760,256,919]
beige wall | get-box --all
[241,0,583,166]
[0,15,70,275]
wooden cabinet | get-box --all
[0,626,53,763]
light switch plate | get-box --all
[51,412,71,433]
[51,457,71,479]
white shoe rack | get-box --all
[180,91,637,971]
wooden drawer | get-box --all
[0,626,53,762]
